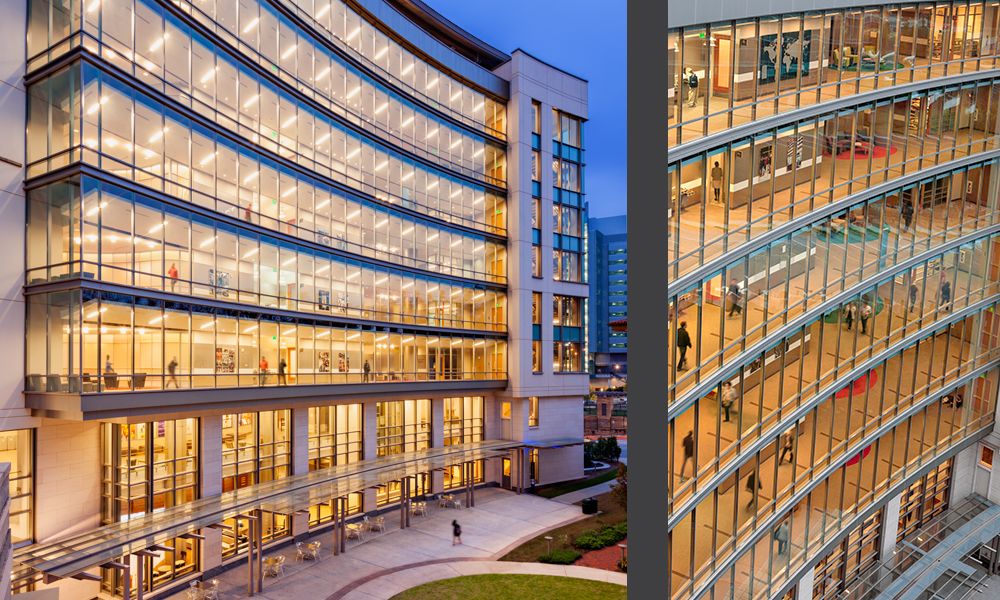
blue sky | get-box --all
[425,0,626,218]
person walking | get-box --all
[774,521,790,555]
[258,356,268,385]
[363,359,371,382]
[778,431,794,465]
[245,202,253,222]
[105,354,114,374]
[680,430,694,482]
[685,68,699,107]
[451,520,462,545]
[939,279,952,312]
[167,262,179,292]
[676,322,692,371]
[860,302,873,335]
[166,356,179,388]
[728,279,743,318]
[844,302,856,331]
[720,381,735,422]
[901,198,914,231]
[711,161,724,204]
[909,283,919,313]
[745,470,762,511]
[278,357,287,385]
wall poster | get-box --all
[318,351,331,373]
[215,347,236,373]
[760,31,812,83]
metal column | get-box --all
[254,510,264,594]
[331,498,339,556]
[339,497,346,554]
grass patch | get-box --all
[500,491,626,563]
[390,574,626,600]
[533,466,619,499]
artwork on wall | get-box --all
[786,135,804,168]
[215,348,236,373]
[760,31,812,83]
[338,352,349,372]
[318,351,331,372]
[317,290,331,311]
[208,269,231,298]
[757,145,773,178]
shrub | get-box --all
[539,549,581,564]
[572,522,627,550]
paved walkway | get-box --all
[337,559,627,599]
[168,488,587,600]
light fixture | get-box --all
[401,116,414,128]
[149,33,169,53]
[198,152,216,167]
[427,286,438,294]
[281,44,298,60]
[346,147,361,160]
[242,94,259,109]
[199,66,217,84]
[317,330,330,337]
[402,336,414,343]
[401,226,413,235]
[347,271,360,281]
[199,320,215,329]
[473,292,484,300]
[375,218,389,228]
[347,209,361,219]
[316,66,331,80]
[346,86,361,99]
[346,27,361,42]
[375,102,388,114]
[450,238,462,248]
[474,101,484,111]
[473,148,484,157]
[281,257,295,267]
[199,235,216,248]
[316,264,330,274]
[316,3,330,18]
[402,281,413,289]
[316,199,330,210]
[450,189,461,198]
[426,78,438,90]
[450,339,462,346]
[316,132,331,145]
[243,325,258,333]
[242,17,260,34]
[147,126,169,143]
[242,170,259,184]
[281,115,297,129]
[401,171,414,182]
[425,128,438,140]
[401,63,414,76]
[473,340,485,347]
[375,46,389,60]
[347,332,361,340]
[375,160,388,171]
[426,233,438,242]
[450,91,462,102]
[450,289,462,297]
[281,186,297,198]
[450,139,462,149]
[427,180,438,190]
[375,276,388,285]
[376,334,388,342]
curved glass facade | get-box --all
[669,2,1000,599]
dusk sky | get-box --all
[426,0,626,218]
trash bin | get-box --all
[581,497,598,514]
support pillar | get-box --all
[339,497,347,554]
[331,499,339,556]
[795,565,814,600]
[200,415,224,574]
[879,493,903,560]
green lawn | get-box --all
[501,491,626,563]
[534,466,619,499]
[390,574,626,600]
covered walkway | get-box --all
[12,438,581,598]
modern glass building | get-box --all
[587,214,627,376]
[0,0,588,597]
[669,2,1000,599]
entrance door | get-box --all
[501,457,512,489]
[713,36,731,94]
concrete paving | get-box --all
[167,488,589,600]
[338,560,627,600]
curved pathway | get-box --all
[332,559,627,600]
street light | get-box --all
[545,535,554,555]
[618,543,627,563]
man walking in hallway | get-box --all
[680,430,694,482]
[676,322,692,370]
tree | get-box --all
[611,463,627,509]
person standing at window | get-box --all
[679,430,694,482]
[363,360,371,382]
[167,262,179,292]
[259,356,268,385]
[720,381,735,423]
[686,68,699,107]
[278,358,287,385]
[167,356,179,388]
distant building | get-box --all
[587,215,627,378]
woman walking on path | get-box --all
[452,520,462,545]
